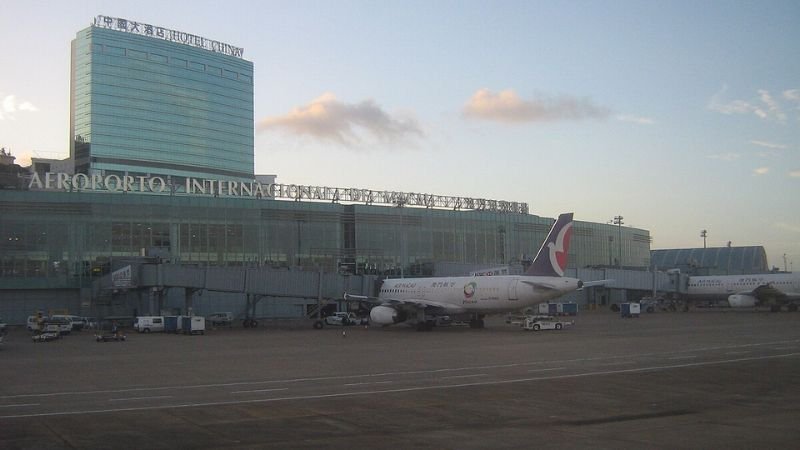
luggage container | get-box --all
[621,303,641,318]
[164,316,183,334]
[181,316,205,335]
[558,303,579,316]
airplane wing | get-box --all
[747,284,800,302]
[519,280,562,291]
[580,279,614,289]
[343,293,467,313]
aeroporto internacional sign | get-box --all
[92,15,245,59]
[27,172,529,214]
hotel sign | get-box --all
[93,15,245,59]
[28,172,529,215]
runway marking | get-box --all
[342,381,394,387]
[3,352,797,420]
[0,403,39,408]
[230,388,289,395]
[527,367,566,373]
[667,356,697,360]
[439,374,488,380]
[725,351,749,355]
[4,339,799,401]
[109,395,173,402]
[597,361,635,366]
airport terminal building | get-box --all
[0,16,660,323]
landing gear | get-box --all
[469,315,485,329]
[243,318,259,328]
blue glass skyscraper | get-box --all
[70,16,254,183]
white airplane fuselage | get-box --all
[687,273,800,299]
[379,275,582,314]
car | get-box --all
[324,312,366,326]
[207,312,233,327]
[522,315,573,331]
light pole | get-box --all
[613,215,623,267]
[701,229,707,249]
[608,235,613,266]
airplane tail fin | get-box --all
[525,213,574,277]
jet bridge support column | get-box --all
[184,288,199,317]
[243,294,263,328]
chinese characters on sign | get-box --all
[93,15,245,59]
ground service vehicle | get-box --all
[27,314,46,332]
[207,312,233,327]
[134,316,165,333]
[43,317,73,335]
[522,315,573,331]
[324,312,365,326]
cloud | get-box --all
[790,170,800,178]
[258,93,423,147]
[462,88,610,123]
[0,94,39,120]
[753,167,769,176]
[784,89,800,102]
[755,90,786,122]
[616,114,655,125]
[708,85,796,123]
[749,140,787,150]
[706,153,740,161]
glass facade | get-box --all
[0,191,652,286]
[651,247,769,275]
[71,26,254,182]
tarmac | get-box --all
[1,309,799,449]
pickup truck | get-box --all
[324,312,367,326]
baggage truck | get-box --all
[621,303,641,318]
[181,316,205,335]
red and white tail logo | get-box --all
[547,222,572,276]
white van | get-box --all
[133,316,165,333]
[51,314,82,331]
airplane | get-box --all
[345,212,589,330]
[687,272,800,312]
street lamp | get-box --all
[613,215,623,267]
[701,229,707,249]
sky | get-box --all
[1,0,799,270]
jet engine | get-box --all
[728,294,757,308]
[369,305,406,325]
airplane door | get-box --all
[508,279,518,300]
